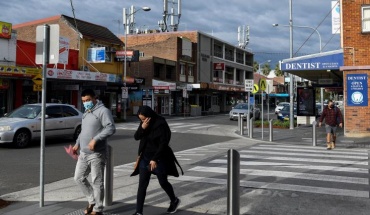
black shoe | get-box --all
[132,213,143,215]
[167,197,181,214]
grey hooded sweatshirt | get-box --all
[76,101,116,155]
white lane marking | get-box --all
[240,150,368,160]
[209,159,369,174]
[257,144,368,153]
[189,166,368,185]
[249,146,368,156]
[171,175,369,198]
[189,125,216,130]
[237,154,369,165]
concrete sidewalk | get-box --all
[1,114,369,215]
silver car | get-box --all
[0,103,82,148]
[229,103,261,120]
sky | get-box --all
[1,0,341,68]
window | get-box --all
[180,64,185,75]
[362,6,370,32]
[166,65,173,79]
[62,106,79,117]
[46,106,63,118]
[154,64,161,78]
[89,42,113,62]
[188,65,193,76]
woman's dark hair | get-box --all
[137,105,157,118]
[81,89,96,97]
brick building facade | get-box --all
[341,0,370,137]
[122,31,254,115]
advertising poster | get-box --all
[0,21,12,39]
[347,74,368,106]
[297,87,316,116]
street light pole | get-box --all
[258,60,271,75]
[123,6,150,120]
[272,24,322,53]
[289,0,294,130]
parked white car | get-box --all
[275,102,290,114]
[229,103,261,120]
[0,103,83,148]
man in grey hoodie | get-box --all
[73,89,116,215]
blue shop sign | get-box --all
[281,52,343,71]
[347,74,368,106]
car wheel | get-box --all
[73,125,81,140]
[13,129,31,148]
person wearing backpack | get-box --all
[318,100,343,150]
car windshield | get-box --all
[281,106,297,111]
[6,105,41,119]
[278,103,289,107]
[234,103,250,110]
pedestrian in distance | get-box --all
[73,89,116,215]
[318,100,343,150]
[131,105,183,215]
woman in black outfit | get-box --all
[131,106,183,215]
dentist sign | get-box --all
[347,74,368,106]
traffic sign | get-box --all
[33,84,42,91]
[245,79,254,92]
[121,87,128,99]
[32,74,42,85]
[259,78,266,91]
[252,84,259,94]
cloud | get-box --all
[1,0,340,64]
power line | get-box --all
[294,1,339,55]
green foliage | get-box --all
[254,119,296,128]
[274,63,284,76]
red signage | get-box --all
[116,50,133,57]
[213,63,225,70]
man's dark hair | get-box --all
[81,89,96,97]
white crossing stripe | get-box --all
[172,175,369,198]
[189,166,368,185]
[257,144,368,153]
[209,159,369,174]
[238,154,368,165]
[249,146,368,156]
[240,149,368,160]
[183,143,370,198]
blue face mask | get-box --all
[83,101,94,110]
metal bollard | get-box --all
[240,115,244,135]
[238,113,242,134]
[227,149,240,215]
[249,117,254,138]
[269,119,273,142]
[312,121,317,146]
[104,145,113,206]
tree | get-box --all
[253,61,259,73]
[260,63,271,76]
[274,63,284,76]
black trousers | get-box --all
[136,157,176,213]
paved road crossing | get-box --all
[174,143,370,198]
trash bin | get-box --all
[190,105,202,116]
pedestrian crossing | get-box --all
[173,144,370,198]
[115,122,219,133]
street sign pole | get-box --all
[40,24,50,208]
[245,79,253,133]
[36,24,59,208]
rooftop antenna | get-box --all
[238,25,250,49]
[159,0,181,32]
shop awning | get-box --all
[280,49,343,86]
